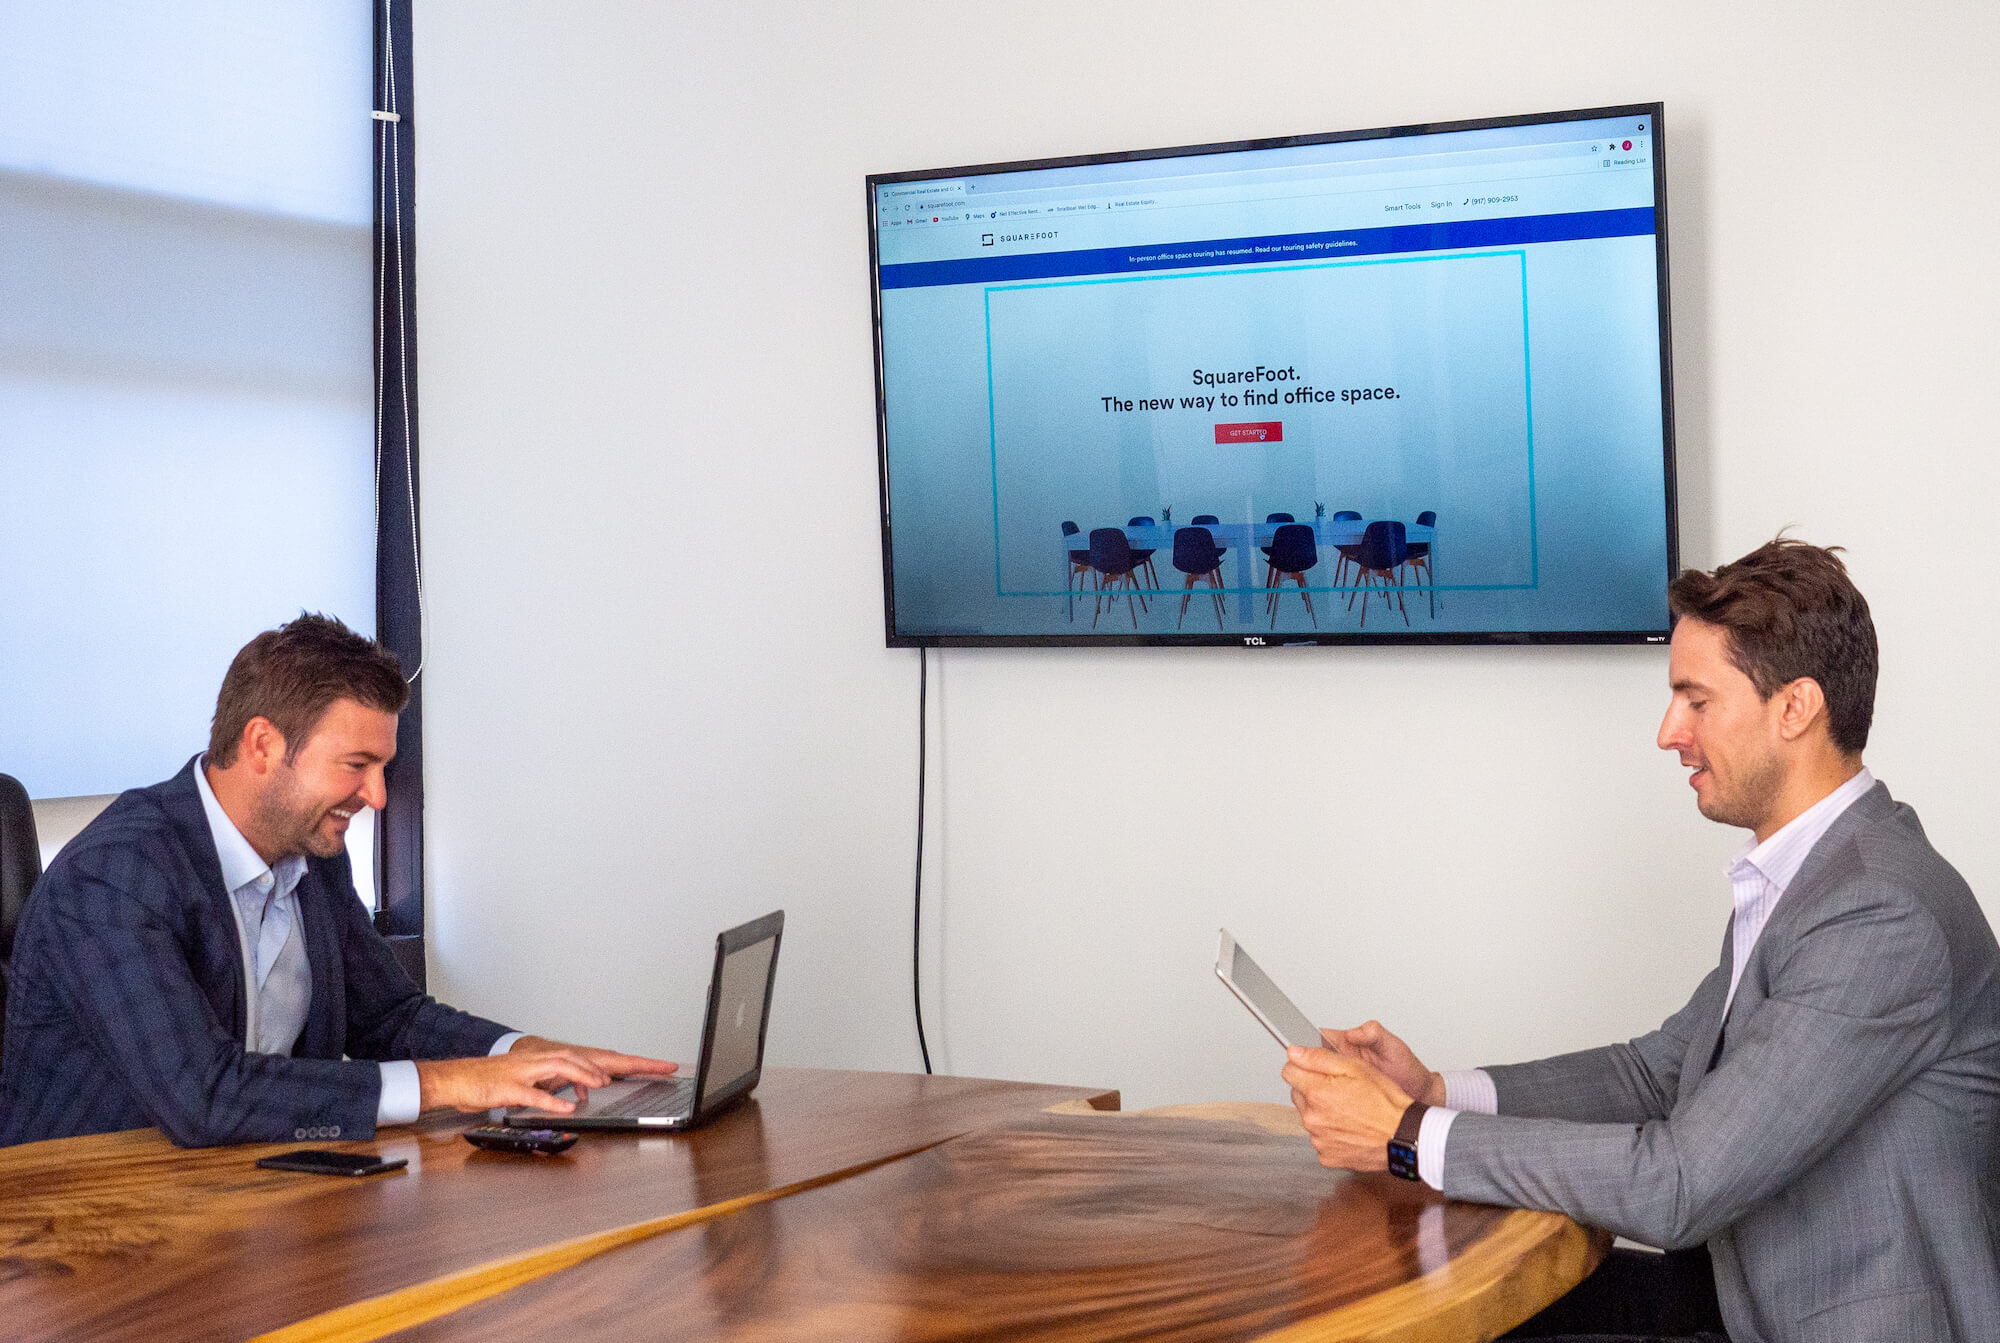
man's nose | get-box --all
[1657,704,1684,752]
[360,767,389,811]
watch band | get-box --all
[1386,1100,1430,1181]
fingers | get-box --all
[1284,1045,1354,1078]
[442,1070,579,1115]
[1320,1022,1387,1057]
[1283,1061,1342,1095]
[493,1083,575,1115]
[526,1053,613,1091]
[594,1053,679,1079]
[1321,1028,1361,1059]
[451,1045,678,1113]
[516,1041,678,1079]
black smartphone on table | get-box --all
[255,1149,408,1177]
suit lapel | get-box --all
[293,865,345,1059]
[1686,918,1735,1080]
[156,757,249,1042]
[1764,782,1892,932]
[1691,781,1894,1078]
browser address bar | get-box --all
[956,152,1648,221]
[963,139,1639,209]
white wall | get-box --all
[411,1,2000,1110]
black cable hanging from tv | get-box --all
[912,647,933,1074]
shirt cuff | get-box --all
[376,1037,519,1126]
[1441,1068,1498,1114]
[376,1060,422,1125]
[1416,1104,1458,1192]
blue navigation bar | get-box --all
[879,207,1655,290]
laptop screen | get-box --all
[700,932,777,1105]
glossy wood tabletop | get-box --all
[0,1068,1118,1343]
[385,1102,1608,1343]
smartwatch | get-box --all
[1386,1100,1430,1181]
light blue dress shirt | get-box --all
[192,760,518,1124]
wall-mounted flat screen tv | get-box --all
[869,103,1676,647]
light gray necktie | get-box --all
[238,866,312,1056]
[254,907,312,1056]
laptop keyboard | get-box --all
[588,1077,695,1119]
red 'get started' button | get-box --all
[1215,421,1282,444]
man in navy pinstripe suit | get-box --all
[0,615,674,1147]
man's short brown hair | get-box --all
[1666,537,1877,756]
[208,614,408,766]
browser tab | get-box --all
[879,180,967,204]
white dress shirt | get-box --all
[1414,768,1877,1191]
[193,760,519,1124]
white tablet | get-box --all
[1215,929,1321,1051]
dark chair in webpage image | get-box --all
[1347,520,1411,628]
[1263,523,1319,630]
[1328,509,1364,586]
[1124,516,1162,591]
[1402,510,1438,617]
[1088,527,1144,629]
[1259,512,1296,580]
[1061,520,1093,621]
[1172,526,1227,631]
[1188,514,1227,563]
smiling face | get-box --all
[1657,617,1789,834]
[248,698,398,860]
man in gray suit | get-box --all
[1284,538,2000,1343]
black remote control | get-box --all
[462,1125,580,1155]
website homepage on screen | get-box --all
[873,113,1672,641]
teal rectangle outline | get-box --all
[983,250,1537,598]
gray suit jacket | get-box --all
[1444,783,2000,1343]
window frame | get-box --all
[371,0,427,987]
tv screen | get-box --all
[868,103,1677,647]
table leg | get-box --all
[1235,536,1254,625]
[1430,539,1439,618]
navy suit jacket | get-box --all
[0,759,511,1147]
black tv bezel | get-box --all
[867,101,1678,649]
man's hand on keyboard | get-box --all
[415,1039,678,1115]
[508,1036,680,1082]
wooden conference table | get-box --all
[0,1068,1605,1341]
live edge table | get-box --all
[0,1070,1605,1342]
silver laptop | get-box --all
[505,910,783,1132]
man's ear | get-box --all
[1774,677,1830,745]
[238,716,289,775]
